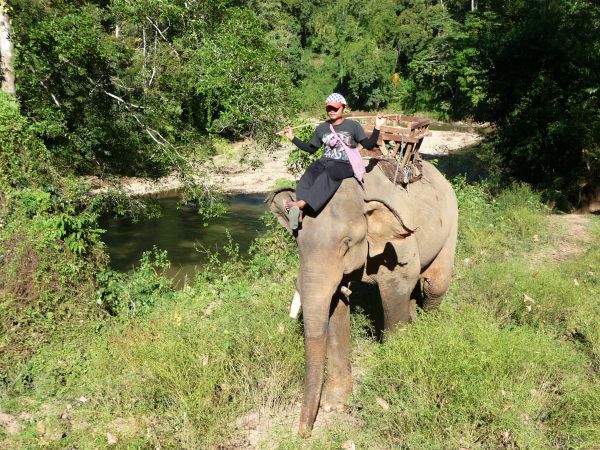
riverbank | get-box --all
[87,129,483,197]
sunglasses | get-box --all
[326,105,342,112]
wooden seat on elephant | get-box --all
[348,112,431,187]
[374,157,424,186]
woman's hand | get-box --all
[283,126,295,141]
[375,114,387,130]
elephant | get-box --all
[266,159,458,438]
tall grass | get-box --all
[358,304,597,448]
[350,183,600,449]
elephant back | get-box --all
[363,160,457,265]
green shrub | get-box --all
[43,229,304,447]
[452,177,550,259]
[95,248,174,317]
[0,92,54,190]
[0,186,107,388]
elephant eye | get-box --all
[343,237,352,247]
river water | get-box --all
[100,193,268,287]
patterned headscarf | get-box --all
[325,93,347,106]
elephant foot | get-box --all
[320,380,352,413]
[298,422,312,439]
[321,401,349,413]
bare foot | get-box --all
[283,199,306,212]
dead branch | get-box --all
[104,91,145,110]
[28,65,60,107]
[146,16,180,58]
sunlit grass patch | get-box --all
[66,277,304,447]
[448,219,600,361]
[453,179,551,262]
[357,304,592,449]
[546,377,600,448]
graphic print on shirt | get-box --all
[322,131,352,160]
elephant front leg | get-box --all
[321,295,352,413]
[378,259,420,331]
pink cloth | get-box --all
[328,123,365,183]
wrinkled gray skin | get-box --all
[267,160,458,438]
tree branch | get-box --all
[104,91,145,110]
[146,16,180,58]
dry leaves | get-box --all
[107,431,118,445]
[341,439,356,450]
[376,397,389,410]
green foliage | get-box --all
[337,38,397,109]
[13,1,151,175]
[0,92,54,189]
[7,0,599,200]
[285,122,323,175]
[9,188,105,256]
[1,214,303,447]
[0,186,107,388]
[470,1,600,203]
[183,8,295,137]
[11,0,294,178]
[295,55,338,112]
[452,177,550,258]
[95,248,173,317]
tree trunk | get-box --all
[0,0,15,95]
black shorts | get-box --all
[296,158,354,212]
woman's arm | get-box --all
[358,114,386,150]
[292,137,320,154]
[285,126,321,154]
[359,128,380,150]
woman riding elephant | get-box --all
[267,141,458,437]
[283,93,386,229]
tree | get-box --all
[0,0,15,95]
[9,0,294,177]
[475,0,600,203]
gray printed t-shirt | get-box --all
[309,119,367,161]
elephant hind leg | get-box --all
[421,221,457,311]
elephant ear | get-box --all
[265,187,296,232]
[365,199,413,257]
[362,165,419,231]
[362,165,420,257]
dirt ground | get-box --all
[88,129,483,197]
[528,214,596,266]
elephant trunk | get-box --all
[299,331,327,437]
[298,263,342,438]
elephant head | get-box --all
[266,176,415,437]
